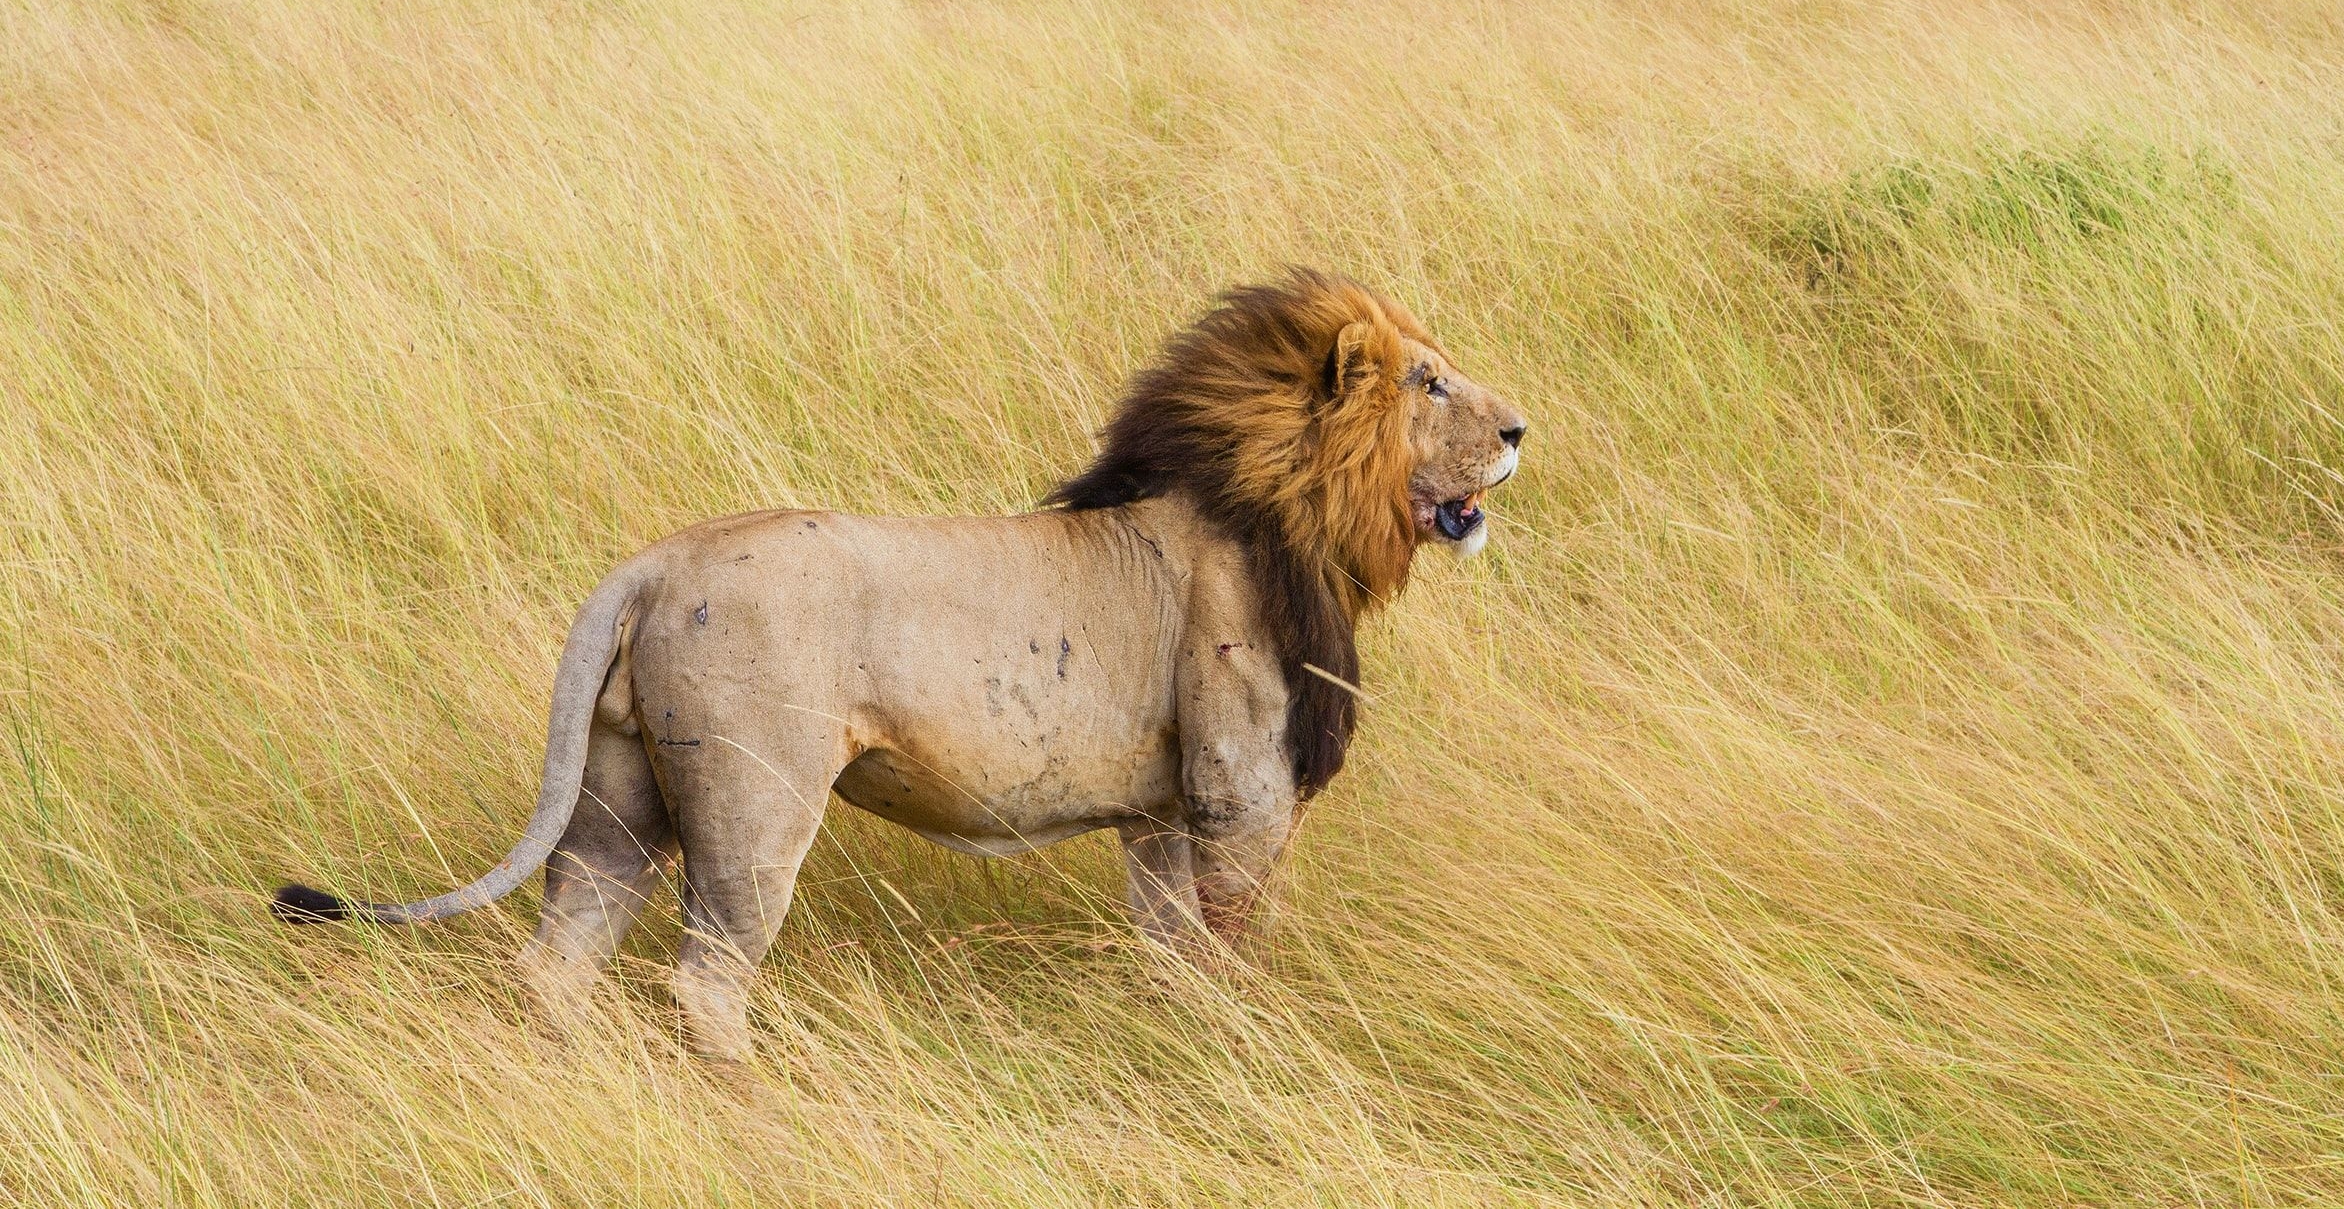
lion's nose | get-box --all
[1498,424,1525,449]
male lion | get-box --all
[275,269,1526,1059]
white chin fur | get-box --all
[1444,522,1490,559]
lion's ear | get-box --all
[1320,320,1379,412]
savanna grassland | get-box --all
[7,0,2344,1203]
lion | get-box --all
[273,268,1527,1059]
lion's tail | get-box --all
[271,564,648,926]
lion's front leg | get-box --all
[1178,701,1300,944]
[1188,784,1295,940]
[1117,816,1205,947]
[1172,563,1303,947]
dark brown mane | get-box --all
[1046,268,1430,798]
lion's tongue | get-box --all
[1434,496,1485,540]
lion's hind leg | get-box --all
[517,718,677,1032]
[661,717,849,1062]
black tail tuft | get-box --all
[272,883,351,924]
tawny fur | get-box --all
[275,269,1527,1060]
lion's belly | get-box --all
[831,735,1181,856]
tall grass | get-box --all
[5,0,2344,1202]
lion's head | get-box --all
[1396,336,1525,560]
[1050,269,1526,796]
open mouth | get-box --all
[1433,492,1485,541]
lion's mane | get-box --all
[1048,268,1434,798]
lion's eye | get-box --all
[1426,377,1450,401]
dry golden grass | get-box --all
[7,0,2344,1202]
